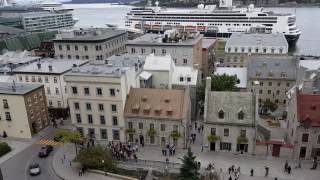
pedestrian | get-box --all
[201,144,204,152]
[79,169,82,176]
[166,157,169,164]
[250,168,254,176]
[275,178,278,180]
[133,153,138,163]
[284,160,288,173]
[265,166,269,177]
[228,176,232,180]
[228,167,231,174]
[287,166,291,174]
[69,161,72,166]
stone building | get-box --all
[64,54,143,143]
[203,77,257,154]
[124,88,191,148]
[247,56,297,106]
[126,30,203,69]
[13,59,89,110]
[218,33,288,68]
[0,83,49,138]
[202,38,216,78]
[286,88,320,159]
[53,28,128,62]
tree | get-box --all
[75,145,114,172]
[146,128,156,137]
[55,129,83,155]
[262,100,278,112]
[180,148,200,180]
[211,74,238,91]
[207,135,221,142]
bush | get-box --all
[0,142,11,157]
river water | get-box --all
[64,4,320,56]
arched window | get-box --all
[238,111,244,120]
[218,110,224,119]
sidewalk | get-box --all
[52,143,118,180]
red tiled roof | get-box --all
[298,94,320,127]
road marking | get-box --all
[35,140,62,146]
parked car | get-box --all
[29,163,41,176]
[38,145,53,158]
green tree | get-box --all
[75,145,114,172]
[180,148,200,180]
[56,129,83,155]
[211,74,238,91]
[262,100,278,112]
[207,135,221,142]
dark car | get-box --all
[38,145,53,158]
[29,163,41,176]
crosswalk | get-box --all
[36,139,62,146]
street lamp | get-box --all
[101,160,106,176]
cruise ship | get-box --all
[125,0,301,46]
[0,0,78,32]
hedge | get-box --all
[0,142,11,157]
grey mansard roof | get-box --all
[226,33,288,48]
[0,82,43,95]
[247,56,297,80]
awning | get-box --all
[139,71,152,80]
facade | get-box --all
[219,33,288,68]
[297,60,320,94]
[126,30,203,68]
[202,38,216,78]
[0,83,49,138]
[64,54,143,143]
[13,59,89,109]
[286,89,320,159]
[124,88,191,148]
[53,28,128,62]
[203,77,256,154]
[140,53,199,119]
[247,56,297,106]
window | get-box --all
[96,88,102,96]
[141,48,145,54]
[53,77,58,83]
[98,104,104,111]
[49,100,53,107]
[75,45,78,51]
[259,89,263,94]
[110,88,115,96]
[74,102,80,110]
[183,59,188,64]
[68,55,71,59]
[86,103,91,110]
[72,87,78,94]
[263,48,267,53]
[5,112,11,121]
[234,47,238,53]
[95,46,99,51]
[161,124,166,131]
[224,128,229,137]
[76,114,81,123]
[150,123,155,129]
[113,130,120,140]
[88,128,95,138]
[151,48,156,53]
[84,87,90,95]
[139,123,143,129]
[55,88,60,95]
[211,128,216,135]
[77,127,83,135]
[112,116,118,126]
[248,48,252,53]
[3,99,9,108]
[228,48,231,53]
[38,76,42,83]
[238,111,244,120]
[25,76,29,82]
[57,101,61,107]
[279,48,283,54]
[286,82,291,87]
[84,46,88,51]
[302,133,309,142]
[218,110,224,119]
[271,48,275,53]
[31,76,35,82]
[240,130,246,137]
[220,142,231,151]
[76,55,79,59]
[187,77,191,82]
[131,48,136,54]
[268,90,272,94]
[60,55,63,59]
[179,77,184,82]
[269,82,272,86]
[100,115,106,125]
[45,76,49,83]
[128,122,133,129]
[255,48,259,53]
[88,114,93,124]
[101,129,107,139]
[58,45,62,50]
[173,58,177,63]
[111,104,117,112]
[162,49,166,55]
[277,82,281,86]
[150,136,155,144]
[317,135,320,144]
[66,45,70,50]
[19,76,22,82]
[47,87,51,95]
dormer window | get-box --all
[238,111,244,120]
[218,110,224,119]
[280,72,286,78]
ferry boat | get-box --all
[124,0,301,46]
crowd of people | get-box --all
[161,144,176,156]
[227,165,241,180]
[107,141,138,162]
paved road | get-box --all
[0,127,61,180]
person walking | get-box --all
[284,160,288,173]
[250,168,254,176]
[265,166,269,177]
[287,166,291,174]
[228,176,232,180]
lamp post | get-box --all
[101,159,106,176]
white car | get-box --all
[29,163,41,176]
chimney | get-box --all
[203,77,212,123]
[48,65,53,72]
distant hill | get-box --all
[65,0,141,4]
